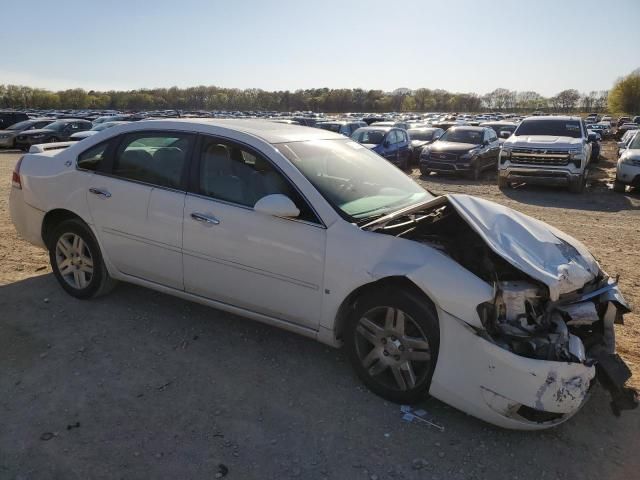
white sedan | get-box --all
[10,119,635,429]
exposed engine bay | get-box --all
[364,197,638,415]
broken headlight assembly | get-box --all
[477,278,638,415]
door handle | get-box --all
[89,187,111,198]
[191,212,220,225]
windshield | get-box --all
[515,119,583,138]
[351,129,386,145]
[317,123,341,133]
[408,130,435,141]
[439,129,482,144]
[41,121,67,132]
[278,139,431,220]
[629,134,640,150]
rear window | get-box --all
[515,119,583,138]
[351,129,385,145]
[317,123,341,133]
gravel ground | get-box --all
[0,143,638,480]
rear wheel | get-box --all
[345,288,439,404]
[49,219,116,299]
[613,180,626,193]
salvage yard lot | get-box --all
[1,143,639,480]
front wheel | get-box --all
[568,174,586,193]
[345,288,439,404]
[498,176,510,189]
[613,180,626,193]
[467,162,481,181]
[49,219,116,299]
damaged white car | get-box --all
[10,119,636,430]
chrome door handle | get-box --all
[191,212,220,225]
[89,187,111,198]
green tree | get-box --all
[608,70,640,114]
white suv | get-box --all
[614,132,640,193]
[498,116,593,193]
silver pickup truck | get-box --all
[498,116,593,193]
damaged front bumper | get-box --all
[429,309,595,430]
[429,281,634,430]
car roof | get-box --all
[407,127,440,131]
[523,115,582,121]
[447,126,486,131]
[124,118,344,144]
[354,126,393,132]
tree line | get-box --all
[0,84,614,113]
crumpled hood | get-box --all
[447,194,600,300]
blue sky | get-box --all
[1,0,638,95]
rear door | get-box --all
[83,131,195,289]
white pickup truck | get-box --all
[498,116,593,193]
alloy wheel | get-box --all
[55,232,94,289]
[354,306,432,391]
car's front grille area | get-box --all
[429,152,458,162]
[510,147,571,166]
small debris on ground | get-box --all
[400,405,444,432]
[215,463,229,478]
[40,432,55,441]
[157,381,172,391]
[66,422,80,430]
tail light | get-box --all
[11,156,24,189]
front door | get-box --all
[182,136,326,329]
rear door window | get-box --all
[111,133,194,189]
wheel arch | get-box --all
[332,276,438,345]
[41,208,87,249]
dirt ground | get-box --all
[1,143,639,480]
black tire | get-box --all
[467,162,481,181]
[613,180,626,193]
[345,287,440,404]
[420,168,431,177]
[48,218,117,299]
[568,174,586,193]
[498,176,509,189]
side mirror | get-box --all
[499,130,512,139]
[617,141,626,148]
[254,194,300,218]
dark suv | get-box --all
[15,119,92,150]
[0,111,29,130]
[419,126,500,179]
